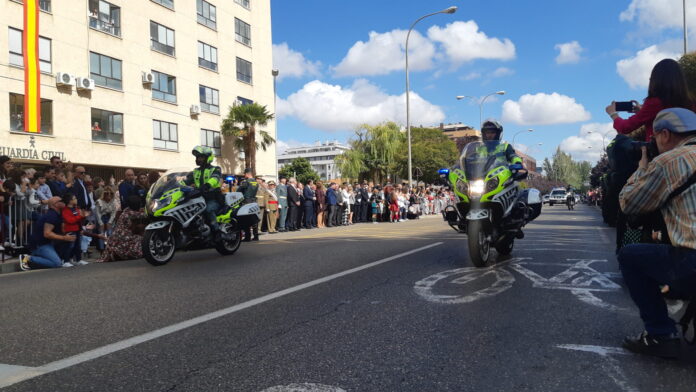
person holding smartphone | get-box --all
[606,59,693,141]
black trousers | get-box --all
[327,205,338,226]
[304,204,314,228]
[287,205,298,230]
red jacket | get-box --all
[62,206,84,233]
[612,97,665,142]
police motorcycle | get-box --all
[566,191,575,210]
[142,169,261,266]
[441,141,542,267]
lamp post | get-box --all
[272,69,279,175]
[684,0,689,55]
[511,128,533,146]
[406,6,457,187]
[456,90,505,129]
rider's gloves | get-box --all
[181,186,194,194]
[509,163,524,171]
[201,183,212,192]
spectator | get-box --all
[96,185,118,245]
[618,108,696,358]
[315,182,326,229]
[347,186,356,225]
[265,180,279,234]
[255,176,267,236]
[0,155,12,185]
[118,169,136,209]
[607,59,694,141]
[286,177,301,231]
[35,171,53,212]
[97,195,146,262]
[72,166,92,210]
[326,182,338,227]
[61,193,89,266]
[134,172,149,208]
[92,176,105,201]
[237,169,259,241]
[359,183,370,223]
[369,188,381,224]
[48,156,63,172]
[276,177,288,232]
[19,196,77,270]
[303,180,316,229]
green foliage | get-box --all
[336,122,405,183]
[220,102,275,175]
[542,147,592,190]
[278,157,320,184]
[396,127,459,184]
[679,51,696,101]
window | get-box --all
[199,86,219,114]
[201,129,221,156]
[9,28,52,73]
[90,52,122,90]
[152,71,176,103]
[234,0,250,9]
[236,57,252,84]
[39,0,51,12]
[88,0,121,36]
[153,120,178,150]
[151,0,173,9]
[235,18,251,46]
[150,21,175,56]
[237,96,253,106]
[91,108,123,144]
[197,41,217,71]
[9,93,52,135]
[196,0,217,30]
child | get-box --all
[61,193,89,266]
[35,171,53,212]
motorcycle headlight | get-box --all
[469,180,485,196]
[486,177,500,192]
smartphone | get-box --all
[615,101,634,112]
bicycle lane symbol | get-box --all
[414,258,630,313]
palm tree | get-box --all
[220,102,275,174]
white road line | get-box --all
[0,242,443,389]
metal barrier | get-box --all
[1,194,40,259]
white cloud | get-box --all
[502,93,591,126]
[559,122,617,162]
[620,0,696,31]
[427,21,516,64]
[276,139,305,154]
[554,41,584,64]
[462,72,482,80]
[277,79,445,132]
[491,67,514,77]
[616,44,680,89]
[272,43,322,81]
[332,29,435,77]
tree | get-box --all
[336,122,405,184]
[679,51,696,100]
[220,102,275,175]
[395,127,459,184]
[542,147,592,190]
[278,157,319,184]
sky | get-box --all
[270,0,695,164]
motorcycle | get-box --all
[142,169,261,266]
[441,141,542,267]
[566,194,575,210]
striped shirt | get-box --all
[619,136,696,249]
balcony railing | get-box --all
[89,16,121,36]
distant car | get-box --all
[543,194,550,205]
[549,188,567,206]
[575,194,580,204]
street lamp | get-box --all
[512,128,533,146]
[406,6,457,187]
[456,90,505,129]
[684,0,689,54]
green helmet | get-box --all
[192,145,214,164]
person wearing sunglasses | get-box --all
[72,166,92,211]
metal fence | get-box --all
[0,194,40,261]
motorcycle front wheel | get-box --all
[215,230,242,256]
[467,220,491,268]
[143,228,176,266]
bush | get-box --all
[679,51,696,101]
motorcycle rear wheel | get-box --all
[143,228,176,266]
[215,230,242,255]
[467,220,491,268]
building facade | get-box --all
[277,141,350,181]
[439,122,480,151]
[1,0,276,178]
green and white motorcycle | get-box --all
[441,141,542,267]
[142,169,261,266]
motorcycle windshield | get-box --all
[460,141,508,180]
[148,168,190,199]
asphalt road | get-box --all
[1,204,695,391]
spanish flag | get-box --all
[23,0,40,133]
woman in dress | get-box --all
[97,195,146,262]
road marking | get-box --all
[556,344,638,392]
[260,383,347,392]
[556,344,629,356]
[0,242,443,389]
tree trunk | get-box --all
[249,125,257,175]
[244,133,252,171]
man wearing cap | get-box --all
[255,176,267,236]
[237,168,259,241]
[618,108,696,358]
[265,181,279,234]
[276,177,289,232]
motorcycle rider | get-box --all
[478,119,527,174]
[566,187,576,209]
[183,146,223,237]
[237,168,259,241]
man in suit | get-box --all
[265,181,279,234]
[286,177,301,231]
[303,180,316,229]
[360,183,370,223]
[326,182,338,227]
[118,169,136,210]
[72,166,92,210]
[276,177,288,232]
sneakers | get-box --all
[62,262,75,268]
[622,331,680,359]
[19,255,31,271]
[76,260,89,266]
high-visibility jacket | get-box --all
[474,141,523,166]
[184,165,222,194]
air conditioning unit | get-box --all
[142,71,155,85]
[75,77,95,91]
[55,72,75,87]
[190,104,201,115]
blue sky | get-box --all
[270,0,694,163]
